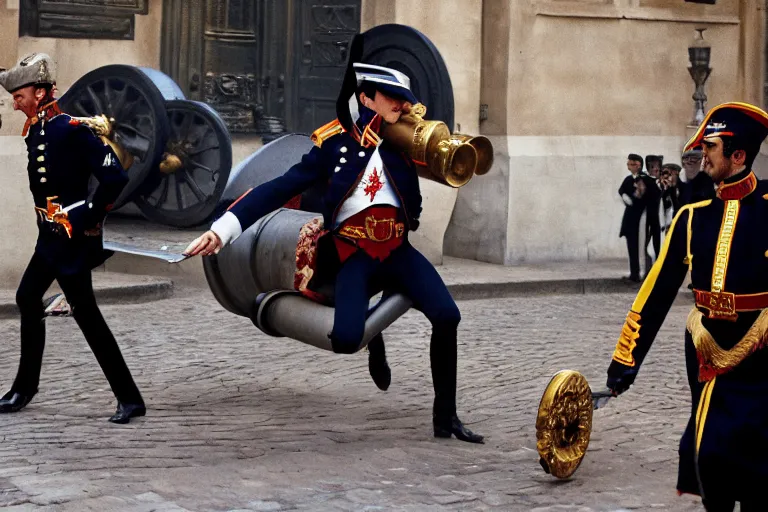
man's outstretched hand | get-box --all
[184,230,223,257]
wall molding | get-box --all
[533,2,740,24]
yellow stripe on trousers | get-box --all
[695,377,717,453]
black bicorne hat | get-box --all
[336,34,365,133]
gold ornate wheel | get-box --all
[536,370,594,479]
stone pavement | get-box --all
[0,289,706,511]
[0,257,649,317]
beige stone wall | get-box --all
[495,2,749,138]
[447,0,766,265]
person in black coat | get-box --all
[642,154,663,267]
[185,50,483,443]
[0,54,145,423]
[619,154,646,282]
[605,102,768,511]
[680,149,716,206]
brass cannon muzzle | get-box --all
[380,104,493,188]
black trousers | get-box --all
[11,251,143,404]
[329,243,461,418]
[624,227,640,280]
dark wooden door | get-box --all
[161,0,360,135]
[288,0,361,133]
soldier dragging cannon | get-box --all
[185,36,485,443]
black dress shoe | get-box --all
[0,390,35,413]
[367,334,391,391]
[109,402,146,424]
[434,415,485,444]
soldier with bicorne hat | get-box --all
[604,102,768,510]
[185,36,484,443]
[0,54,145,423]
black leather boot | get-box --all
[433,414,485,444]
[0,389,36,413]
[109,402,146,424]
[430,325,485,444]
[367,333,391,391]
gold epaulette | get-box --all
[310,119,344,148]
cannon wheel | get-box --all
[133,100,232,228]
[362,24,455,130]
[59,65,170,208]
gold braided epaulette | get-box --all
[310,119,344,148]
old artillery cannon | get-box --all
[59,65,232,228]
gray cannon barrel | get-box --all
[253,291,413,352]
[221,133,316,208]
[203,206,413,352]
[203,208,319,317]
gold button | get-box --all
[38,167,46,173]
[40,177,47,183]
[764,194,768,200]
[765,250,768,258]
[37,155,45,162]
[37,144,45,150]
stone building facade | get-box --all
[0,0,764,284]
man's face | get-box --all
[668,169,679,186]
[701,136,743,183]
[360,90,410,124]
[682,155,702,179]
[627,159,641,175]
[11,85,44,119]
[648,162,661,178]
[661,168,679,187]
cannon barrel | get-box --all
[203,208,316,317]
[203,207,412,352]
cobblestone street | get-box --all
[0,290,705,511]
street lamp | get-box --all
[688,28,712,127]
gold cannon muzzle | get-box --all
[380,104,493,188]
[71,114,134,170]
[536,370,594,479]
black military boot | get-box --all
[367,333,391,391]
[0,389,36,413]
[109,402,146,424]
[430,326,484,444]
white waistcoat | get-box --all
[335,146,401,227]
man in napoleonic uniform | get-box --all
[185,41,483,443]
[0,54,145,423]
[605,102,768,511]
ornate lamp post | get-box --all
[688,28,712,127]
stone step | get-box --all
[0,272,174,318]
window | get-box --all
[19,0,148,40]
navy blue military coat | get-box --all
[25,109,128,274]
[228,120,423,236]
[607,169,768,500]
